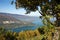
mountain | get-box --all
[0,13,39,22]
[0,12,35,28]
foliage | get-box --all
[0,27,55,40]
[12,0,60,14]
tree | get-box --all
[12,0,60,27]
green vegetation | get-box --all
[0,25,55,40]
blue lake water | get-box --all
[10,22,43,32]
[10,26,37,32]
[9,20,44,32]
[10,26,42,32]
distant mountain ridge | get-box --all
[0,13,19,21]
[0,12,35,28]
[0,12,39,22]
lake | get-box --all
[6,19,44,32]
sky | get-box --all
[0,0,41,17]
